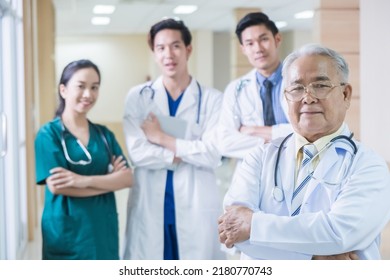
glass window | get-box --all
[0,0,26,260]
[0,0,7,260]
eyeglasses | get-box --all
[284,81,346,102]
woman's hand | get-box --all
[110,155,128,173]
[45,162,133,196]
[47,167,88,189]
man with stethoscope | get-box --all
[218,44,390,259]
[122,18,225,260]
[217,12,292,165]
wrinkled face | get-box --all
[285,54,352,142]
[60,68,100,116]
[153,29,192,78]
[240,24,281,76]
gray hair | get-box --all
[282,44,349,88]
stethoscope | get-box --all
[60,119,113,171]
[139,80,202,124]
[272,132,358,202]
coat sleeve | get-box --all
[217,81,264,159]
[175,88,222,169]
[223,147,260,210]
[249,145,390,256]
[123,86,175,169]
[224,143,311,259]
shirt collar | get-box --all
[295,123,346,158]
[255,63,282,86]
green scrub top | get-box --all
[35,117,128,260]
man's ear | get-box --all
[275,33,282,48]
[343,83,353,108]
[186,44,192,60]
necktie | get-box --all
[262,79,276,126]
[291,144,317,216]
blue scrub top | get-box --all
[164,92,184,224]
[35,117,128,260]
[163,90,184,260]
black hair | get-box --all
[55,59,101,117]
[147,18,192,50]
[235,12,279,45]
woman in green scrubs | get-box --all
[35,59,133,259]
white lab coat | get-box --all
[218,68,292,160]
[224,125,390,259]
[122,76,225,260]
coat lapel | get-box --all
[248,70,264,122]
[302,145,339,203]
[302,126,353,205]
[152,76,169,116]
[278,135,296,214]
[174,78,198,119]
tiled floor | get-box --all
[23,226,42,260]
[24,159,390,260]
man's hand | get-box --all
[141,112,163,145]
[218,205,253,248]
[240,125,272,143]
[312,252,359,260]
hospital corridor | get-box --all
[2,0,390,260]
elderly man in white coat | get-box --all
[218,44,390,260]
[122,18,225,260]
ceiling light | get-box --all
[173,5,198,15]
[91,17,110,25]
[93,5,116,14]
[275,21,287,29]
[294,10,314,19]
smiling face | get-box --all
[60,67,100,116]
[153,28,192,79]
[240,24,281,77]
[285,54,352,142]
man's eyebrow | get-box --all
[313,76,331,81]
[243,32,268,43]
[155,40,182,47]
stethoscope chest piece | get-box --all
[273,186,284,202]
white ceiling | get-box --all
[53,0,318,36]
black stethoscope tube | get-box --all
[274,132,357,187]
